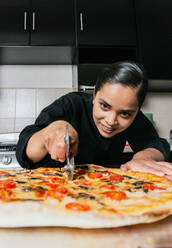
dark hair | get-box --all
[95,61,148,108]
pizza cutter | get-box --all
[64,124,75,180]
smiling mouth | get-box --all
[101,124,116,134]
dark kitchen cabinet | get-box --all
[31,0,75,45]
[135,0,172,79]
[76,0,136,46]
[0,0,29,45]
[0,0,75,46]
[77,0,137,89]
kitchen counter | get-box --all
[1,216,172,248]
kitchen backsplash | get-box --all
[0,89,171,143]
[0,65,76,133]
[0,65,76,88]
[0,65,171,144]
[141,92,172,143]
[0,88,73,133]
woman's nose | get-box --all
[105,113,117,126]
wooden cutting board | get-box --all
[0,215,172,248]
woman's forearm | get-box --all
[26,128,47,163]
[133,148,165,161]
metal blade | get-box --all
[64,157,75,180]
[64,124,70,160]
[64,124,75,180]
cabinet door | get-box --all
[30,0,75,45]
[135,0,172,79]
[0,0,30,45]
[77,0,136,46]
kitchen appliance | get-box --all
[0,132,22,170]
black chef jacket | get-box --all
[16,92,170,169]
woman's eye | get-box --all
[100,102,108,109]
[121,112,131,118]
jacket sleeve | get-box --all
[16,93,76,169]
[126,110,170,161]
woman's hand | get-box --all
[26,120,78,163]
[120,147,172,180]
[43,120,78,162]
[121,159,172,180]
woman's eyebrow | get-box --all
[121,109,137,113]
[99,99,111,107]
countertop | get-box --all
[1,215,172,248]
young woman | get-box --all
[16,61,172,180]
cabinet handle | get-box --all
[32,12,36,31]
[24,11,27,30]
[80,12,84,31]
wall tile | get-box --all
[155,114,172,143]
[142,92,172,141]
[0,89,15,118]
[0,118,15,133]
[14,118,35,133]
[36,88,72,116]
[16,89,36,118]
[0,87,171,141]
[0,65,73,88]
[72,65,78,89]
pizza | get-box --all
[0,164,172,228]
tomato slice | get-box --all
[143,183,164,191]
[23,174,34,178]
[99,184,115,190]
[105,191,126,201]
[0,181,16,189]
[46,190,64,201]
[0,171,10,176]
[46,183,68,194]
[56,187,68,194]
[0,179,14,183]
[74,180,92,186]
[46,183,60,190]
[35,190,46,198]
[5,182,16,189]
[108,172,124,182]
[65,202,90,211]
[50,177,66,184]
[46,186,68,201]
[87,172,103,179]
[0,189,13,200]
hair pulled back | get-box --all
[95,61,148,108]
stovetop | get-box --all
[0,144,16,151]
[0,133,21,169]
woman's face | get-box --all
[93,82,139,138]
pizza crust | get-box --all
[0,200,172,228]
